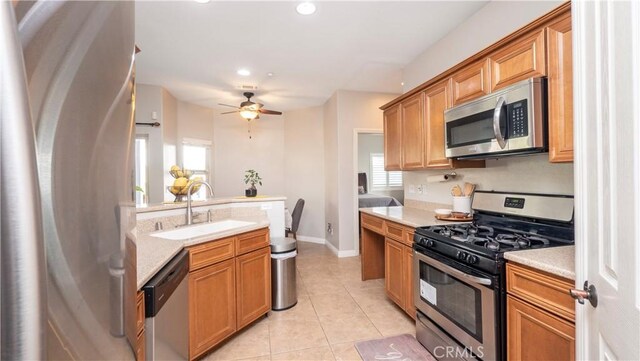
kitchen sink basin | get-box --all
[150,220,255,240]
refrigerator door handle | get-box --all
[0,3,48,360]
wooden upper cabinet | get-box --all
[400,93,425,169]
[383,105,402,171]
[490,28,546,91]
[235,247,271,329]
[452,59,491,105]
[424,79,453,168]
[547,14,574,162]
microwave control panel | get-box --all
[507,100,528,138]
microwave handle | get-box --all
[493,96,507,149]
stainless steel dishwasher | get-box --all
[143,250,189,361]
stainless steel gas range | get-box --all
[412,191,574,361]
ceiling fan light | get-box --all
[240,109,259,120]
[296,2,316,15]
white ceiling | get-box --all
[135,1,487,111]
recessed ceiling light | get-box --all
[401,82,405,86]
[194,0,210,3]
[296,2,316,15]
[237,69,251,76]
[267,72,274,77]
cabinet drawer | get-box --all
[135,329,145,361]
[236,228,269,256]
[189,237,235,271]
[361,214,385,234]
[490,28,546,91]
[403,229,415,247]
[506,263,575,322]
[135,290,145,335]
[385,222,404,242]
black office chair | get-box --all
[286,198,305,240]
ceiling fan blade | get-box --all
[221,110,239,114]
[218,103,239,109]
[258,109,282,115]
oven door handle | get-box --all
[416,250,494,287]
[493,96,507,149]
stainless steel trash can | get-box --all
[270,237,297,311]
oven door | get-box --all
[413,248,498,361]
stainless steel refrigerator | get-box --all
[2,1,136,359]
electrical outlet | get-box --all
[421,184,427,195]
[417,185,423,194]
[327,223,333,235]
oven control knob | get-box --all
[426,239,435,247]
[467,255,479,264]
[456,251,467,260]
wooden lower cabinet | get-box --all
[384,238,405,306]
[384,237,415,318]
[506,263,576,361]
[507,295,575,361]
[135,330,146,361]
[189,259,236,359]
[236,247,271,329]
[402,246,416,319]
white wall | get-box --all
[322,90,399,254]
[357,133,383,191]
[400,0,571,206]
[323,93,340,249]
[402,1,564,91]
[284,107,326,240]
[135,84,164,204]
[213,113,285,198]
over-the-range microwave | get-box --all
[444,77,547,159]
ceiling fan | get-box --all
[219,92,282,121]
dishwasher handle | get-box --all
[143,250,189,318]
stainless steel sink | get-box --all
[150,220,255,240]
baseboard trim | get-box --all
[296,235,326,244]
[325,241,360,258]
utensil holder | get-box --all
[452,196,472,214]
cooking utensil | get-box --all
[463,182,476,197]
[451,185,463,196]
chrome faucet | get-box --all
[186,181,214,225]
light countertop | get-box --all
[359,206,468,228]
[135,214,270,289]
[504,245,575,280]
[136,196,286,214]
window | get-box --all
[135,136,149,205]
[371,153,402,188]
[182,139,211,201]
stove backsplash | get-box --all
[404,153,574,206]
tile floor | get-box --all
[203,241,416,361]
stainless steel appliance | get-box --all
[444,78,547,159]
[143,250,189,361]
[1,2,136,359]
[413,191,574,361]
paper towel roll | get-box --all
[427,174,455,183]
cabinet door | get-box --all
[507,295,575,361]
[189,259,236,359]
[424,79,453,169]
[383,105,402,171]
[236,247,271,329]
[400,93,425,169]
[402,245,416,319]
[384,238,404,307]
[547,14,574,163]
[490,29,546,91]
[452,59,491,105]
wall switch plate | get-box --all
[409,185,416,194]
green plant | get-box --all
[244,169,262,189]
[135,185,145,193]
